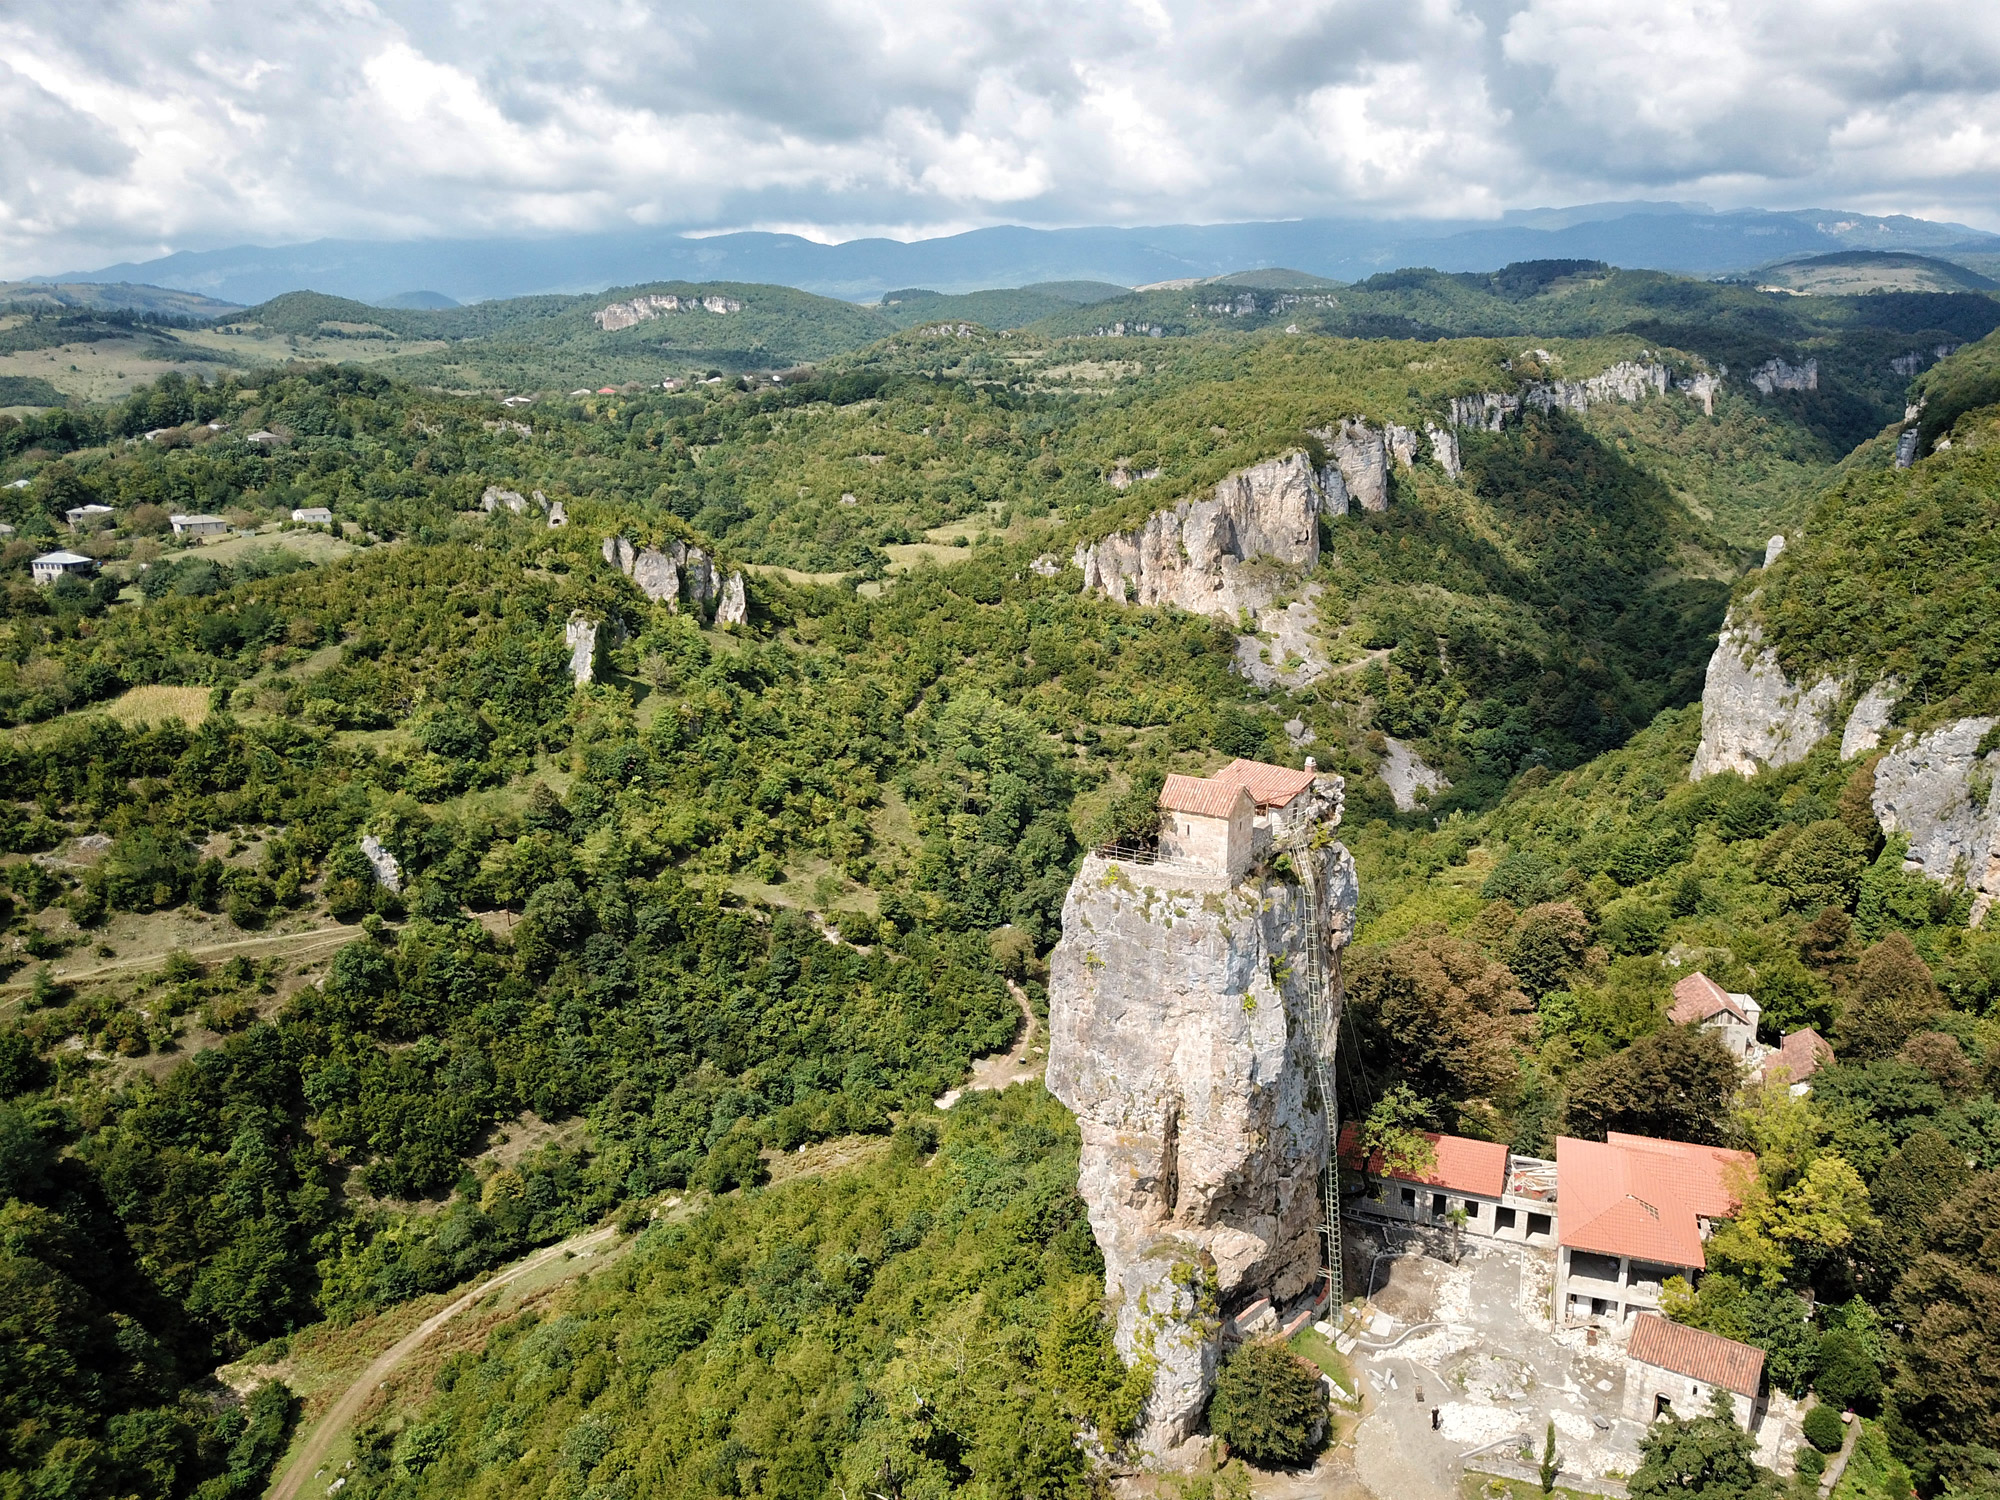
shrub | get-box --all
[1209,1339,1325,1467]
[1802,1402,1846,1453]
[1813,1331,1882,1414]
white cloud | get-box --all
[2,0,1998,276]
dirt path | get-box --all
[2,923,359,994]
[950,980,1044,1099]
[265,1222,617,1500]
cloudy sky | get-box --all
[4,0,1999,276]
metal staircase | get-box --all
[1283,822,1344,1309]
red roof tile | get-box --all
[1670,972,1750,1027]
[1627,1313,1766,1397]
[1556,1134,1756,1267]
[1764,1029,1833,1085]
[1213,758,1318,809]
[1159,773,1254,819]
[1338,1123,1509,1198]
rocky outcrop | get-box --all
[1233,586,1328,689]
[1895,429,1921,468]
[1871,718,2000,923]
[1680,371,1721,416]
[482,485,530,515]
[1751,358,1818,395]
[1314,420,1389,512]
[564,614,600,687]
[1689,614,1843,781]
[359,834,402,893]
[594,292,742,330]
[1447,360,1675,431]
[1386,423,1419,470]
[715,571,749,628]
[1840,681,1901,760]
[684,547,720,612]
[1046,787,1357,1458]
[631,546,679,604]
[1764,535,1786,567]
[1426,423,1462,479]
[1074,452,1328,620]
[546,501,567,528]
[602,534,728,614]
[1379,736,1451,811]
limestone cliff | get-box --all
[1073,452,1329,620]
[1872,718,2000,923]
[1447,360,1676,431]
[1690,614,1843,781]
[1046,793,1357,1456]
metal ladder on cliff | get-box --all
[1284,824,1343,1312]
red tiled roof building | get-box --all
[1555,1132,1755,1339]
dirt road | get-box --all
[2,923,360,995]
[265,1222,618,1500]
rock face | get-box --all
[1872,718,2000,923]
[631,546,680,604]
[564,614,599,687]
[359,834,402,893]
[1764,534,1786,567]
[1316,420,1389,512]
[482,485,529,515]
[593,292,742,330]
[1426,423,1462,479]
[684,547,720,612]
[1690,614,1843,781]
[1386,423,1420,470]
[1046,797,1357,1457]
[1073,452,1329,620]
[1751,358,1818,395]
[1840,680,1901,760]
[1379,735,1451,811]
[715,571,749,628]
[1447,360,1674,430]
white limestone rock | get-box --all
[1764,534,1786,567]
[359,834,402,893]
[1046,823,1357,1457]
[631,546,680,605]
[715,571,749,628]
[1448,360,1676,430]
[1072,452,1327,620]
[1386,423,1420,470]
[1871,718,2000,923]
[1751,358,1818,395]
[564,614,599,687]
[1233,585,1328,689]
[684,546,720,612]
[482,486,529,515]
[1378,736,1451,811]
[1426,423,1462,479]
[1689,614,1842,781]
[1315,420,1389,512]
[1840,680,1901,760]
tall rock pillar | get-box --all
[1045,778,1356,1460]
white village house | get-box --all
[290,506,334,525]
[65,503,115,531]
[31,550,97,585]
[170,514,229,538]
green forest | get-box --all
[3,269,2000,1500]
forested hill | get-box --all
[0,312,1996,1497]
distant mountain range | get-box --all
[51,203,2000,308]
